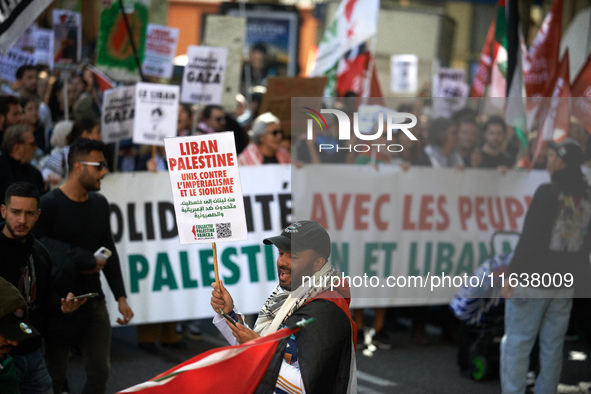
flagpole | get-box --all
[212,242,220,290]
[117,0,145,82]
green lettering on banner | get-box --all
[501,241,513,254]
[331,242,349,275]
[382,243,397,277]
[435,243,454,275]
[241,245,260,283]
[456,243,474,276]
[180,251,198,289]
[221,247,240,285]
[264,244,276,281]
[408,242,420,276]
[200,249,215,286]
[363,243,378,277]
[129,254,149,293]
[153,252,178,291]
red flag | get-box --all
[532,49,571,168]
[571,56,591,132]
[85,64,116,93]
[470,16,495,97]
[336,50,384,104]
[524,0,563,105]
[117,326,296,394]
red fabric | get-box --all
[337,51,384,104]
[532,49,571,168]
[524,0,563,104]
[118,327,297,393]
[470,16,495,97]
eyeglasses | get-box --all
[79,161,108,171]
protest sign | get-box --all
[164,132,247,245]
[180,45,227,105]
[390,54,418,94]
[53,9,81,72]
[142,24,179,79]
[13,25,36,51]
[34,28,54,69]
[132,82,179,146]
[0,48,36,83]
[101,85,136,143]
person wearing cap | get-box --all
[0,277,41,394]
[0,181,85,394]
[500,138,591,393]
[211,220,357,393]
[238,112,291,166]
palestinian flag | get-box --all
[489,0,508,97]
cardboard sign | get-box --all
[390,54,418,94]
[180,45,227,105]
[142,24,179,79]
[101,85,136,143]
[132,82,179,146]
[34,28,54,69]
[164,132,248,244]
[53,9,81,71]
[0,48,36,83]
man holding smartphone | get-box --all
[0,181,85,394]
[210,220,357,393]
[34,138,133,394]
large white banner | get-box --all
[0,0,53,55]
[101,166,548,324]
[180,45,227,105]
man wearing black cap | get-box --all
[0,277,41,394]
[500,138,591,393]
[211,220,357,393]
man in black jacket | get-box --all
[0,181,83,394]
[500,138,591,393]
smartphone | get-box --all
[219,309,240,326]
[94,247,112,261]
[69,292,99,300]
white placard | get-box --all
[101,85,136,143]
[432,80,470,119]
[34,29,54,69]
[433,67,466,97]
[0,48,36,83]
[390,54,418,94]
[164,132,248,244]
[53,10,81,71]
[180,45,227,105]
[132,82,179,146]
[142,24,179,79]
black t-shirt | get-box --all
[480,151,514,168]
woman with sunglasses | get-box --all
[238,112,291,166]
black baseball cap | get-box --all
[0,277,40,342]
[263,220,331,259]
[548,138,584,168]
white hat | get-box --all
[50,120,74,148]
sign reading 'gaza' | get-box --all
[181,45,227,105]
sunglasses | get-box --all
[269,129,282,136]
[79,161,108,171]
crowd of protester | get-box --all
[1,60,590,394]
